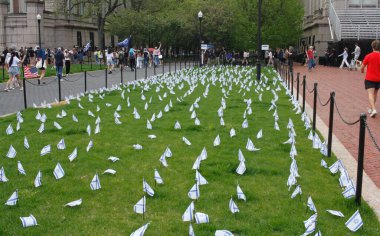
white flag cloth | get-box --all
[188,184,200,200]
[194,118,201,126]
[116,104,122,111]
[191,111,197,119]
[108,156,120,162]
[229,198,239,214]
[192,156,201,170]
[143,179,155,197]
[146,120,152,130]
[154,169,164,184]
[53,162,65,180]
[189,224,195,236]
[96,116,101,124]
[17,161,26,175]
[72,114,78,122]
[5,189,18,206]
[237,184,246,201]
[164,147,172,158]
[20,215,38,228]
[195,212,209,224]
[304,213,318,229]
[195,170,208,185]
[291,185,302,199]
[321,159,328,168]
[65,198,82,207]
[88,110,95,117]
[86,139,94,152]
[256,129,263,139]
[24,136,30,149]
[238,149,245,162]
[87,124,91,136]
[307,196,317,212]
[115,117,122,125]
[314,230,322,236]
[40,144,51,156]
[34,171,42,187]
[148,134,156,139]
[130,222,150,236]
[57,138,66,150]
[230,128,236,137]
[157,111,162,119]
[182,201,195,222]
[150,113,156,122]
[134,196,146,214]
[159,154,168,167]
[220,117,225,126]
[342,185,356,199]
[242,119,248,128]
[0,166,9,182]
[246,138,260,151]
[174,121,181,129]
[182,136,192,146]
[16,122,21,131]
[213,135,221,147]
[68,148,78,162]
[90,174,101,190]
[38,123,44,133]
[346,210,363,232]
[274,121,280,131]
[329,160,342,174]
[236,161,246,175]
[199,147,207,160]
[54,121,62,130]
[215,230,234,236]
[103,169,116,175]
[133,144,143,150]
[6,145,17,158]
[134,111,141,119]
[94,123,100,134]
[6,124,14,135]
[326,210,344,217]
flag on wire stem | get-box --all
[72,114,78,122]
[20,214,38,228]
[302,213,317,235]
[257,129,263,139]
[326,210,344,217]
[34,171,42,187]
[182,136,192,146]
[246,138,260,151]
[90,174,101,190]
[188,184,200,200]
[108,156,119,162]
[54,121,62,130]
[213,135,221,146]
[53,162,65,180]
[83,41,91,52]
[68,148,77,162]
[230,128,236,137]
[154,169,164,184]
[307,196,317,212]
[17,161,26,175]
[321,159,328,168]
[291,185,302,199]
[86,139,94,152]
[215,230,234,236]
[6,124,14,135]
[159,154,168,167]
[103,169,116,174]
[195,170,208,185]
[38,123,44,133]
[6,145,17,158]
[192,156,202,170]
[143,179,155,197]
[189,224,195,236]
[199,147,207,160]
[236,161,246,175]
[65,198,82,207]
[237,184,246,201]
[57,138,66,150]
[24,66,39,78]
[182,201,195,222]
[5,189,18,206]
[134,196,146,214]
[130,222,150,236]
[40,144,51,156]
[24,136,30,149]
[229,197,239,214]
[195,212,209,224]
[238,149,245,163]
[0,166,9,182]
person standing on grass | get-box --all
[338,47,350,69]
[54,47,64,81]
[361,40,380,118]
[64,49,71,77]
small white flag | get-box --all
[174,121,181,129]
[199,147,207,160]
[229,198,239,214]
[154,169,164,184]
[188,184,200,200]
[103,169,116,175]
[143,179,155,197]
[72,114,79,122]
[34,171,42,187]
[20,214,38,228]
[16,122,21,131]
[345,210,363,232]
[157,111,162,119]
[54,121,62,130]
[146,120,152,130]
[182,136,192,146]
[192,156,202,170]
[24,136,30,149]
[182,201,195,222]
[0,166,9,182]
[291,185,302,199]
[191,111,197,119]
[53,162,65,179]
[57,138,66,150]
[159,154,168,167]
[246,138,260,151]
[116,104,122,111]
[17,161,26,175]
[342,186,356,199]
[65,198,82,207]
[38,123,45,133]
[237,184,246,201]
[95,116,101,124]
[220,117,225,126]
[88,110,95,117]
[86,139,94,152]
[230,128,236,137]
[195,170,208,185]
[133,144,143,150]
[326,210,345,217]
[242,119,248,129]
[236,161,246,175]
[238,149,245,162]
[94,123,100,134]
[6,145,17,158]
[96,105,100,112]
[108,156,119,162]
[90,174,101,190]
[274,121,280,131]
[304,213,318,230]
[148,134,156,139]
[189,224,195,236]
[40,144,51,156]
[5,189,18,206]
[195,212,209,224]
[68,148,78,162]
[329,160,342,174]
[321,159,328,168]
[134,196,146,214]
[6,124,14,135]
[215,230,234,236]
[307,196,317,212]
[256,129,263,139]
[115,117,122,125]
[164,147,172,158]
[130,222,150,236]
[87,124,91,136]
[213,135,221,147]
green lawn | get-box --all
[0,66,379,235]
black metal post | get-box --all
[169,59,171,73]
[180,55,182,70]
[327,92,335,157]
[105,68,108,88]
[162,57,164,74]
[312,83,318,131]
[296,73,300,101]
[302,75,306,113]
[37,17,41,85]
[22,67,27,109]
[355,113,367,206]
[84,71,87,92]
[121,67,123,84]
[154,62,156,75]
[2,63,4,82]
[175,57,177,73]
[256,0,262,81]
[135,63,137,80]
[58,74,62,101]
[291,71,294,96]
[185,55,187,69]
[199,16,202,67]
[145,61,147,79]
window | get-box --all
[349,0,378,8]
[77,31,82,48]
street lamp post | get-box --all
[198,11,203,67]
[256,0,262,81]
[37,14,42,85]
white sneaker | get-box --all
[370,110,377,118]
[368,108,373,114]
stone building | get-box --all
[0,0,117,51]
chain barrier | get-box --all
[306,83,314,93]
[25,78,57,86]
[317,92,331,107]
[62,75,84,83]
[334,100,360,125]
[86,72,99,77]
[364,119,380,152]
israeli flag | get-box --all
[53,162,65,180]
[34,171,42,187]
[321,159,328,168]
[154,169,164,184]
[199,147,207,160]
[230,128,236,137]
[195,170,208,185]
[217,107,224,117]
[329,160,342,174]
[6,124,14,135]
[188,184,200,200]
[195,212,209,224]
[130,222,150,236]
[192,157,201,170]
[256,129,263,139]
[146,120,152,130]
[86,139,93,152]
[242,119,248,129]
[238,149,245,162]
[0,166,9,182]
[133,144,143,150]
[16,122,21,131]
[68,148,78,162]
[108,156,119,162]
[95,116,101,124]
[182,136,192,146]
[302,221,316,236]
[229,198,239,214]
[38,123,44,133]
[213,135,221,147]
[83,41,91,52]
[304,213,318,229]
[164,104,170,112]
[40,113,47,123]
[157,111,162,119]
[20,214,38,228]
[143,179,155,197]
[215,230,234,236]
[246,138,260,151]
[87,124,91,136]
[191,111,197,119]
[90,174,101,190]
[5,189,18,206]
[57,138,66,150]
[17,161,26,175]
[6,145,17,158]
[65,198,82,207]
[164,147,172,158]
[236,161,246,175]
[174,121,181,129]
[189,224,195,236]
[342,185,356,199]
[237,184,246,201]
[307,196,317,212]
[116,104,122,111]
[24,136,30,149]
[114,111,120,118]
[40,144,51,156]
[291,185,302,199]
[94,123,100,134]
[159,154,168,167]
[274,121,280,131]
[134,196,146,214]
[150,113,156,122]
[220,117,225,126]
[182,201,195,222]
[326,210,344,217]
[148,134,156,139]
[54,121,62,130]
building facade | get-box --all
[0,0,117,51]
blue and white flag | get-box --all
[95,116,101,124]
[345,210,363,232]
[83,41,91,52]
[192,156,202,170]
[40,144,51,156]
[40,113,47,123]
[86,139,93,152]
[242,119,248,129]
[143,179,154,197]
[57,138,66,150]
[194,118,201,126]
[117,37,130,47]
[220,117,225,126]
[17,161,26,175]
[133,144,143,150]
[115,117,122,125]
[16,122,21,131]
[291,185,302,199]
[304,213,317,229]
[53,162,65,179]
[237,184,246,201]
[159,154,168,167]
[94,123,100,134]
[342,185,356,199]
[134,196,146,214]
[65,198,82,207]
[90,174,101,190]
[24,136,30,149]
[195,212,209,224]
[164,147,172,158]
[215,230,234,236]
[103,169,116,175]
[20,214,38,228]
[6,145,17,158]
[314,230,322,236]
[146,120,152,130]
[199,147,207,160]
[88,110,95,117]
[229,198,239,214]
[6,124,14,135]
[321,159,328,168]
[307,196,317,212]
[188,184,200,200]
[130,222,150,236]
[195,170,208,185]
[329,160,342,174]
[236,161,246,175]
[154,169,164,184]
[326,210,344,217]
[182,201,195,222]
[5,189,18,206]
[68,148,78,162]
[34,171,42,187]
[189,224,195,236]
[0,166,8,182]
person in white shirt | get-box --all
[5,51,22,91]
[106,48,114,74]
[153,42,161,67]
[351,43,361,70]
[338,47,350,69]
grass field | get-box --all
[0,66,379,235]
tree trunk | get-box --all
[98,15,106,49]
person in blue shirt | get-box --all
[36,46,47,84]
[54,47,64,80]
[129,47,136,71]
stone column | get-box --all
[0,0,9,49]
[25,0,44,48]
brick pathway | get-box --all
[292,64,380,188]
